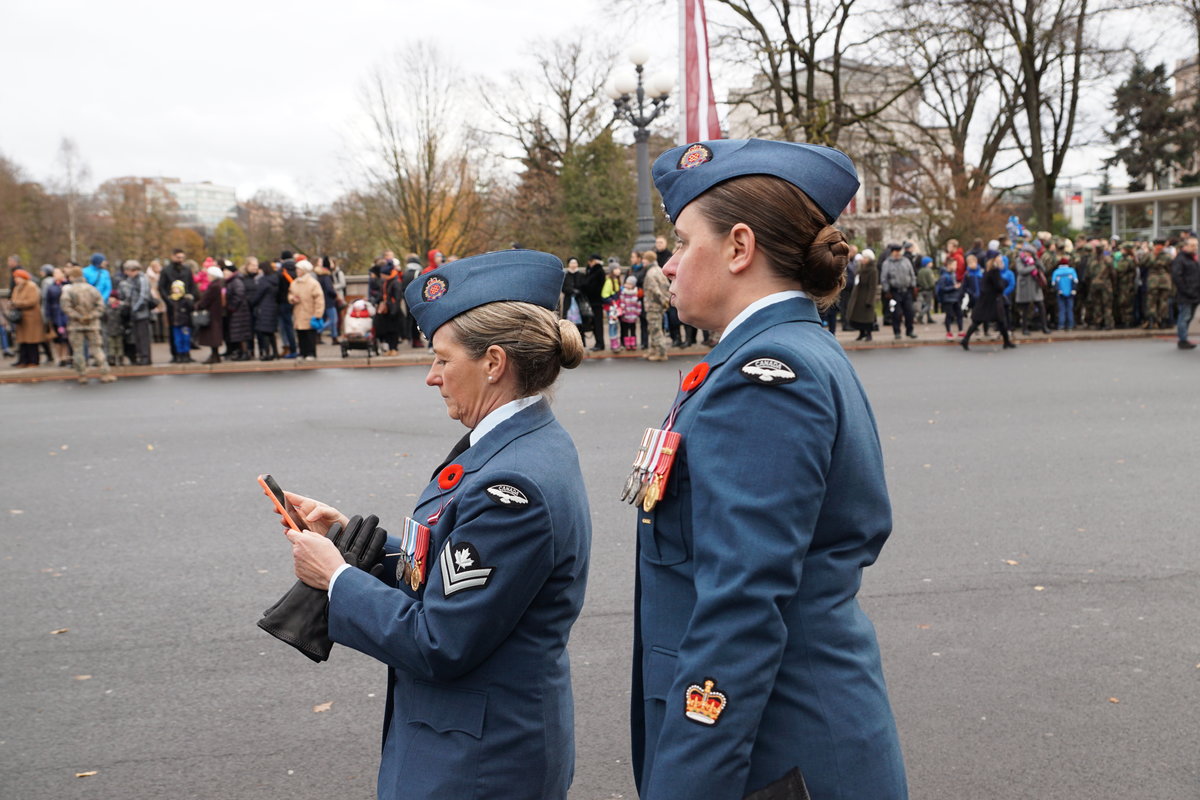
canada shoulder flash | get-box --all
[740,357,797,385]
[439,540,494,596]
[486,483,529,508]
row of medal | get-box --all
[621,427,682,512]
[396,516,431,590]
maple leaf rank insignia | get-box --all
[439,540,494,597]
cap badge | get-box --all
[422,275,449,302]
[678,143,713,170]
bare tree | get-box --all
[54,138,90,263]
[878,2,1022,246]
[484,34,615,166]
[959,0,1122,228]
[357,43,494,257]
[713,0,937,147]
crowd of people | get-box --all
[6,228,1197,382]
[1,249,351,381]
[827,232,1200,350]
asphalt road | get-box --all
[2,339,1198,799]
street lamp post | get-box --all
[609,44,674,255]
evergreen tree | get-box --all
[1089,173,1113,238]
[1106,59,1196,190]
[560,130,636,259]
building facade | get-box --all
[160,180,238,233]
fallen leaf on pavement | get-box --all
[1033,586,1045,592]
[313,702,333,713]
[146,444,154,451]
[1108,697,1120,704]
[74,675,92,681]
[916,624,931,630]
[75,771,97,778]
[50,628,69,635]
[1004,560,1020,566]
[9,509,23,514]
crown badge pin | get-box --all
[685,678,727,726]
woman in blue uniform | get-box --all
[627,139,907,800]
[282,250,591,800]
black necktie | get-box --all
[430,432,472,480]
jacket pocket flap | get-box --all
[644,646,678,702]
[407,680,487,739]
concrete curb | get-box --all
[0,327,1183,384]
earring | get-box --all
[487,376,494,382]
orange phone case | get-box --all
[258,474,304,532]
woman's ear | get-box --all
[727,223,757,275]
[484,344,508,382]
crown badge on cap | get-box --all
[684,678,727,725]
[422,275,449,302]
[678,143,713,170]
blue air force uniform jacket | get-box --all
[329,399,591,800]
[631,297,907,800]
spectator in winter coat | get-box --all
[10,269,44,366]
[318,258,341,343]
[1050,259,1079,331]
[961,256,1015,350]
[196,266,225,363]
[583,255,607,351]
[916,256,938,324]
[160,250,196,358]
[120,260,154,365]
[84,253,112,303]
[846,249,879,340]
[288,259,325,360]
[617,275,642,351]
[880,244,917,339]
[167,280,195,363]
[222,261,253,361]
[561,257,591,347]
[1014,248,1049,335]
[935,262,963,337]
[276,251,298,357]
[44,267,70,366]
[1170,237,1200,348]
[251,262,280,360]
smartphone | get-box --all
[258,474,306,532]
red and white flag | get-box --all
[679,0,722,144]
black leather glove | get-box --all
[257,515,387,663]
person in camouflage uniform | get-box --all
[1114,245,1140,328]
[1072,243,1093,327]
[1144,251,1174,328]
[1087,250,1115,330]
[61,266,116,384]
[1040,242,1061,329]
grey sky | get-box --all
[1,0,676,204]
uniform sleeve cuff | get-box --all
[327,563,353,599]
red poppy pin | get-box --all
[681,362,710,392]
[438,463,464,490]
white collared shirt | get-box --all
[720,290,807,340]
[469,394,542,446]
[328,393,543,597]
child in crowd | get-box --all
[167,280,195,363]
[936,258,964,338]
[1050,258,1079,331]
[618,275,641,351]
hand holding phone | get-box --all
[258,474,306,532]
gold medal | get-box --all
[642,475,661,512]
[410,563,421,591]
